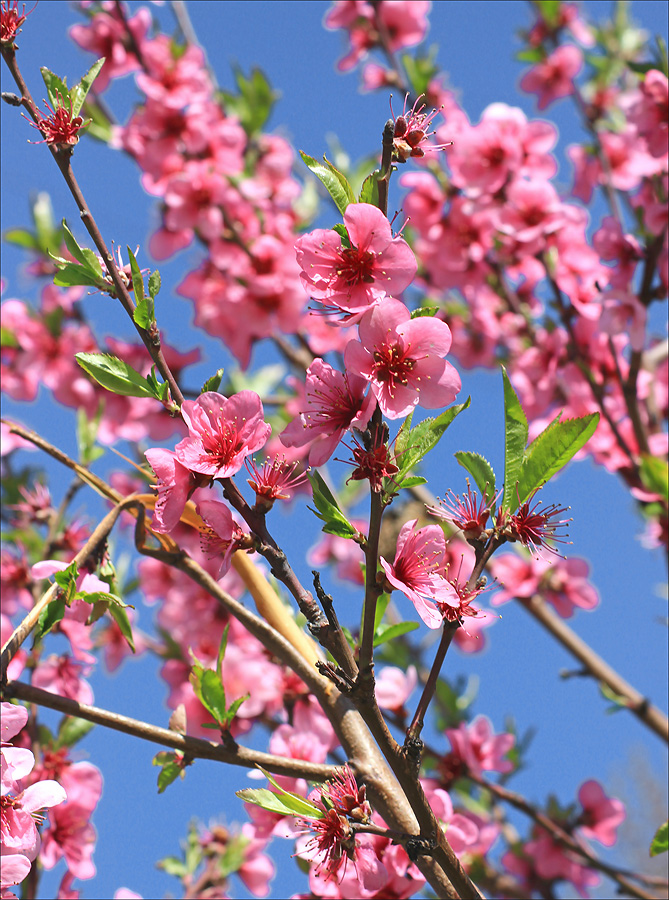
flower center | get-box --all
[372,343,416,392]
[336,247,376,286]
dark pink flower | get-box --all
[28,95,86,148]
[280,359,375,466]
[507,493,570,557]
[176,391,271,479]
[196,499,247,579]
[577,780,625,846]
[391,94,452,162]
[245,456,308,508]
[379,519,460,628]
[145,447,194,534]
[0,0,34,45]
[426,483,493,540]
[69,5,150,92]
[295,203,416,317]
[344,298,461,419]
[520,44,583,110]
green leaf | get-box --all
[157,761,184,794]
[217,834,249,878]
[126,246,144,303]
[516,412,599,506]
[650,821,668,857]
[52,262,106,290]
[4,227,40,250]
[146,366,169,402]
[536,0,561,26]
[70,57,105,117]
[80,96,113,143]
[76,404,104,466]
[516,47,545,63]
[53,561,79,603]
[394,475,427,489]
[332,222,352,248]
[223,694,249,725]
[358,171,379,207]
[196,669,228,725]
[501,368,528,512]
[201,368,225,395]
[35,594,65,642]
[1,327,19,348]
[61,222,100,272]
[454,451,497,506]
[373,621,420,647]
[107,602,136,653]
[299,151,356,215]
[216,624,229,681]
[40,67,70,109]
[219,65,279,136]
[400,46,439,97]
[75,352,156,398]
[148,269,161,300]
[394,399,470,489]
[56,716,95,748]
[410,306,439,319]
[308,471,357,538]
[236,786,323,820]
[639,454,669,502]
[158,854,188,876]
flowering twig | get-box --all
[0,46,186,408]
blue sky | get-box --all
[1,2,668,898]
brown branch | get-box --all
[3,680,334,782]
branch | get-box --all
[3,680,334,782]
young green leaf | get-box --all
[299,151,356,215]
[35,595,66,642]
[373,621,420,648]
[40,67,70,110]
[358,171,379,206]
[236,787,322,819]
[53,561,79,603]
[148,269,161,300]
[650,820,668,857]
[639,454,669,502]
[394,398,470,488]
[196,669,228,726]
[201,368,225,395]
[501,367,529,512]
[70,57,105,117]
[454,451,497,506]
[56,716,95,749]
[516,412,599,506]
[308,471,358,538]
[75,352,156,398]
[216,624,230,681]
[107,602,136,653]
[157,758,184,794]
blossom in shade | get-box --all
[295,203,417,317]
[145,447,193,534]
[280,358,375,466]
[196,499,247,579]
[344,298,461,419]
[445,715,515,776]
[341,424,399,492]
[520,44,583,109]
[577,780,625,846]
[321,765,371,824]
[176,391,271,479]
[379,519,460,628]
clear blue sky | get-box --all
[1,2,667,898]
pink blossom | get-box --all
[452,608,497,654]
[494,178,566,246]
[379,519,460,628]
[295,203,416,317]
[145,447,194,533]
[599,289,647,352]
[31,654,94,706]
[237,822,276,897]
[599,127,662,191]
[491,553,599,618]
[269,724,329,766]
[69,4,151,92]
[523,832,600,897]
[196,499,247,579]
[280,359,375,466]
[445,715,515,775]
[39,798,97,880]
[135,35,213,109]
[577,780,625,846]
[592,216,642,289]
[421,781,479,854]
[629,69,669,158]
[520,44,583,110]
[374,665,417,712]
[308,519,367,585]
[344,298,461,418]
[175,391,271,478]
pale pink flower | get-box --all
[375,665,417,712]
[577,780,625,846]
[176,391,271,479]
[280,359,375,466]
[445,715,515,775]
[523,832,600,897]
[520,44,583,110]
[269,724,329,765]
[344,298,461,418]
[69,5,151,91]
[295,203,416,317]
[494,178,566,245]
[379,519,460,628]
[629,69,669,158]
[421,781,479,854]
[308,520,367,585]
[39,798,97,880]
[31,655,94,706]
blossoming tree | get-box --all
[1,1,667,899]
